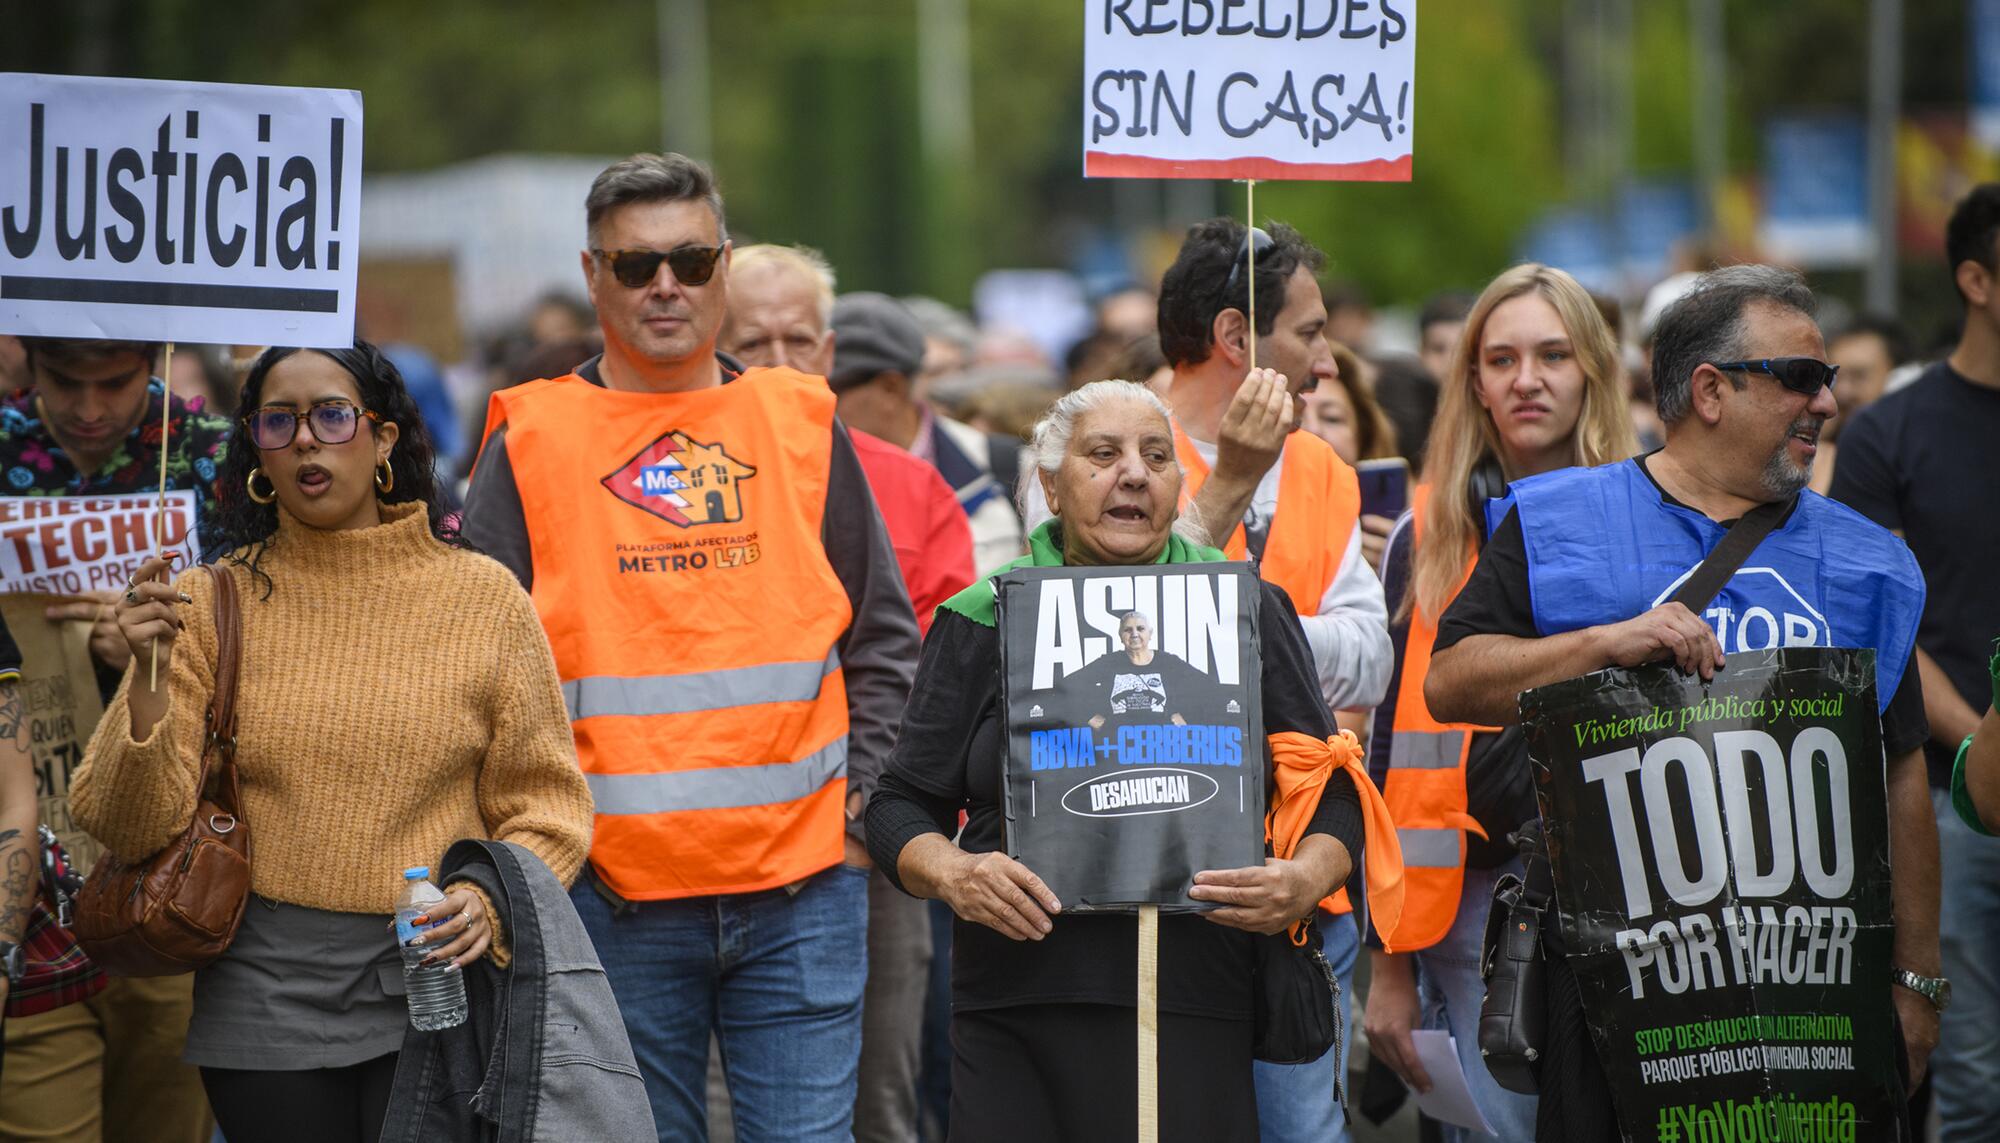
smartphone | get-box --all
[1355,457,1411,520]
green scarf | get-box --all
[939,519,1227,628]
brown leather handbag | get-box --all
[73,565,251,976]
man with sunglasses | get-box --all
[0,337,227,1143]
[1426,265,1939,1140]
[460,152,918,1143]
[1832,183,2000,1140]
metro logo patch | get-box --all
[601,431,757,528]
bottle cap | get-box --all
[403,866,429,880]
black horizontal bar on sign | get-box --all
[0,276,339,313]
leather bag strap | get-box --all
[1668,497,1792,615]
[197,565,244,813]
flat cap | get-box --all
[830,292,926,390]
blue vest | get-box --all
[1492,459,1925,713]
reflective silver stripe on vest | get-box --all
[563,649,840,721]
[586,737,849,815]
[1388,729,1466,770]
[1397,828,1461,869]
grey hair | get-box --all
[1022,379,1210,546]
[1651,264,1818,424]
[585,153,727,244]
[732,244,837,327]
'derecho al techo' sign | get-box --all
[996,563,1264,912]
[1521,648,1902,1143]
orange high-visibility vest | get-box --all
[484,367,853,901]
[1172,423,1359,613]
[1382,483,1494,951]
[1174,422,1364,913]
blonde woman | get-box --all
[1360,264,1637,1141]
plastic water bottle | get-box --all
[395,866,468,1031]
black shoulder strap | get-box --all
[1668,498,1791,614]
[1511,820,1556,908]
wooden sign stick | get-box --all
[1137,903,1159,1143]
[150,340,173,691]
[1246,179,1258,373]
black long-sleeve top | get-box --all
[866,577,1365,1020]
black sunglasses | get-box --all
[1708,357,1839,397]
[592,245,725,289]
[243,400,383,451]
[1221,227,1276,300]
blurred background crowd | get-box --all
[0,0,1980,495]
[2,4,1994,1142]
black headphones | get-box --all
[1466,455,1507,526]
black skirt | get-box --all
[948,1002,1259,1143]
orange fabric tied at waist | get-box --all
[1266,730,1407,951]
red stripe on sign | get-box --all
[1084,152,1414,183]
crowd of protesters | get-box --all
[0,147,1992,1143]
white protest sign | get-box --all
[0,490,198,595]
[0,73,362,347]
[1082,0,1415,181]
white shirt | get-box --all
[1021,434,1394,713]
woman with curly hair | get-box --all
[71,341,592,1143]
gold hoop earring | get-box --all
[375,459,394,494]
[246,468,277,505]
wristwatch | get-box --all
[0,940,21,986]
[1893,967,1952,1013]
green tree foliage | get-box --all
[1257,0,1562,301]
[0,0,1974,311]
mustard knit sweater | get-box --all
[72,501,593,914]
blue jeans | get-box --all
[571,863,870,1143]
[1413,861,1539,1143]
[1253,910,1359,1142]
[1932,787,2000,1141]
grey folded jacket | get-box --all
[379,839,655,1143]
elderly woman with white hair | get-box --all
[865,380,1381,1142]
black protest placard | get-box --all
[996,563,1264,912]
[1522,648,1900,1143]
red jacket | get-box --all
[851,430,975,637]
